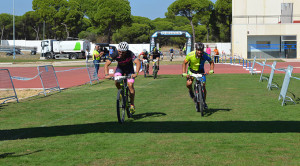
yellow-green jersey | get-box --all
[93,50,100,60]
[185,51,212,73]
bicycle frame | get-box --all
[190,74,205,101]
[183,73,207,116]
[142,59,149,77]
[113,76,132,123]
[115,76,131,105]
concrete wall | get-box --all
[233,0,300,18]
[232,0,300,59]
[232,24,300,59]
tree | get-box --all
[166,0,213,47]
[113,23,151,43]
[92,0,131,43]
[32,0,85,40]
[215,0,232,42]
[63,0,85,39]
[22,11,42,40]
[0,13,12,43]
[172,24,207,48]
[170,16,190,27]
[152,19,174,31]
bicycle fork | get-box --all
[194,82,205,103]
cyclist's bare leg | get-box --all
[186,78,193,90]
[128,82,135,105]
[186,78,194,99]
[147,64,149,72]
[115,81,121,89]
[156,57,160,68]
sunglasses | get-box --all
[118,51,126,54]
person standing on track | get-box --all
[214,46,220,63]
[206,45,211,56]
[104,42,141,114]
[182,42,214,109]
[93,45,104,75]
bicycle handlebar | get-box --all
[182,73,209,78]
[110,76,132,81]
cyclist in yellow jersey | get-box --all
[182,42,214,109]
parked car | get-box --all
[6,48,22,56]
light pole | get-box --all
[13,0,15,60]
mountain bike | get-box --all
[152,59,158,79]
[142,59,149,77]
[170,53,174,61]
[111,76,132,123]
[183,73,208,116]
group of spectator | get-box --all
[205,45,220,63]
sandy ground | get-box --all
[0,89,43,103]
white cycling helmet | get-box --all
[118,41,129,51]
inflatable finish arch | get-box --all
[150,31,192,55]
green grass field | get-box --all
[1,74,300,165]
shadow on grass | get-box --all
[1,121,300,141]
[132,112,166,120]
[0,150,43,159]
[270,82,281,90]
[0,104,8,111]
[204,108,231,117]
[144,74,174,79]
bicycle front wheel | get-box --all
[197,85,205,116]
[117,89,126,123]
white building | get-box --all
[232,0,300,59]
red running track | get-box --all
[1,62,300,89]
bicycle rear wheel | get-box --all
[143,64,147,77]
[125,87,131,118]
[117,89,126,123]
[153,63,157,79]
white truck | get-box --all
[41,39,90,59]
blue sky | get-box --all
[0,0,217,20]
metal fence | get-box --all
[37,65,61,96]
[86,62,99,85]
[0,61,104,104]
[0,69,19,104]
[223,55,299,106]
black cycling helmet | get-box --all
[195,42,204,51]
